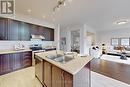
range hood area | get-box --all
[31,34,45,39]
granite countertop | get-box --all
[0,49,32,55]
[35,50,93,75]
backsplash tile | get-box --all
[0,41,54,50]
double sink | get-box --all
[46,54,74,63]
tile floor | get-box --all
[0,67,42,87]
[0,67,130,87]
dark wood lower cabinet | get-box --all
[0,51,32,76]
[0,54,12,75]
[22,52,32,68]
[12,53,22,70]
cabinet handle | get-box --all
[61,71,64,80]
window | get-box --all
[111,38,119,46]
[120,38,130,46]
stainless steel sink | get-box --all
[46,54,74,63]
[46,54,63,59]
[54,56,74,63]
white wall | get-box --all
[54,24,60,50]
[83,24,96,55]
[97,28,130,46]
[60,24,96,55]
[0,14,60,50]
[60,25,82,52]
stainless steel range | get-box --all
[30,44,43,51]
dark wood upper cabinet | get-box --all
[42,27,54,41]
[48,28,54,41]
[30,24,39,35]
[0,18,8,40]
[7,19,20,40]
[29,24,54,41]
[19,22,31,41]
[0,18,54,41]
[37,26,44,35]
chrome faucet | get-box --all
[63,52,75,58]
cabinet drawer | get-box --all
[22,52,32,56]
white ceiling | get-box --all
[15,0,130,31]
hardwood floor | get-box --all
[91,71,130,87]
[91,58,130,84]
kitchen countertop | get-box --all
[0,49,32,55]
[35,50,93,75]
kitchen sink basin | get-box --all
[46,54,63,59]
[46,54,74,63]
[54,56,74,63]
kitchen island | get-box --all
[35,50,93,87]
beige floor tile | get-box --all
[0,67,42,87]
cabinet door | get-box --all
[30,24,39,35]
[48,28,54,41]
[0,18,8,40]
[22,52,32,68]
[0,54,12,75]
[37,26,44,35]
[19,22,31,41]
[52,66,63,87]
[35,56,44,84]
[44,61,52,87]
[42,28,51,41]
[43,28,54,41]
[7,19,20,40]
[64,72,73,87]
[12,53,22,71]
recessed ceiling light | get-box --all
[114,19,129,25]
[42,15,46,19]
[63,2,66,6]
[27,9,32,13]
